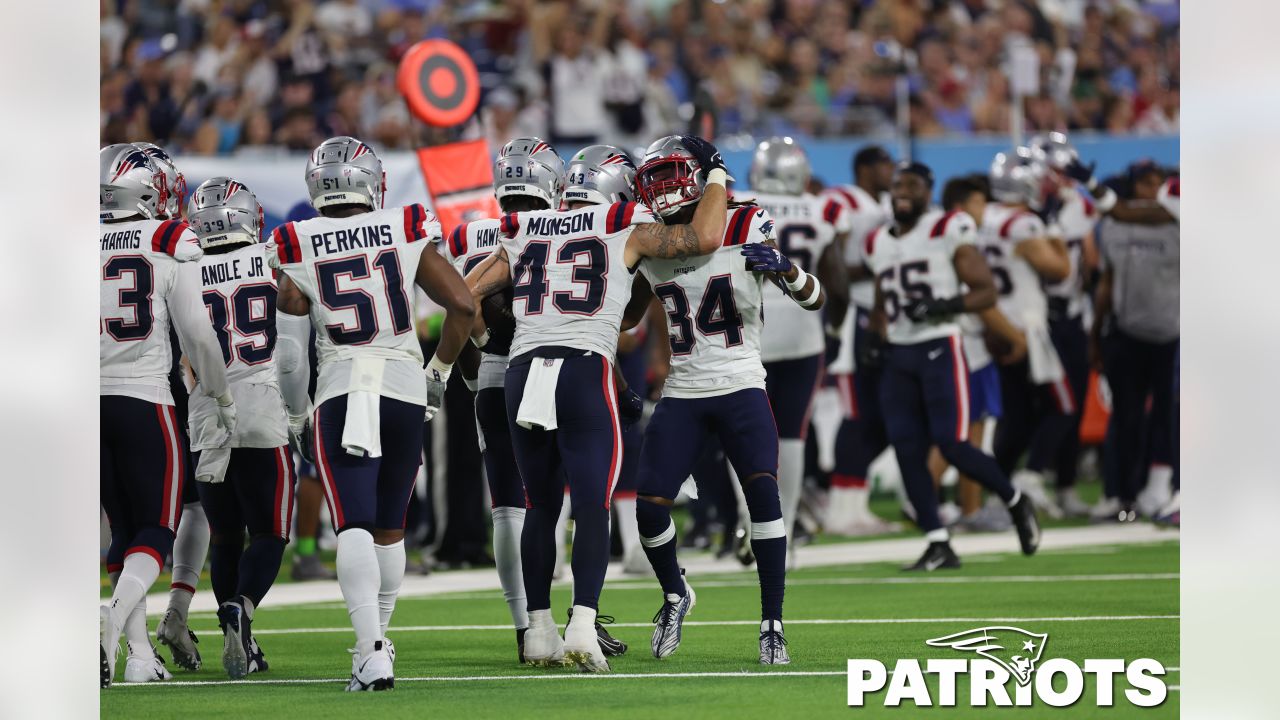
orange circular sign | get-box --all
[397,40,480,128]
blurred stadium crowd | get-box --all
[100,0,1180,156]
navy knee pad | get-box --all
[636,497,674,542]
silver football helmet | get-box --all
[989,146,1053,210]
[100,143,166,221]
[636,135,704,218]
[1027,132,1079,174]
[187,177,264,250]
[306,136,385,211]
[563,145,637,206]
[748,136,810,195]
[135,142,187,219]
[494,137,564,208]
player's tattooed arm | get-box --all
[624,180,729,266]
[277,274,312,316]
[417,244,477,366]
[952,244,998,312]
[463,248,512,343]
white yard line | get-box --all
[193,614,1178,636]
[144,524,1177,615]
[114,669,1184,689]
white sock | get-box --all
[778,439,805,539]
[336,529,382,655]
[110,552,161,632]
[125,600,154,659]
[925,528,950,543]
[612,496,641,557]
[168,502,209,619]
[374,540,406,637]
[491,507,528,629]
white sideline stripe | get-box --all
[114,670,1185,689]
[194,614,1178,636]
[146,524,1178,614]
[604,572,1179,591]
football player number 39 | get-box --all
[203,284,278,366]
[315,249,413,344]
[654,276,744,355]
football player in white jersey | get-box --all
[821,145,896,534]
[863,161,1039,571]
[442,138,627,662]
[100,144,237,687]
[273,136,476,691]
[980,148,1073,518]
[464,135,732,673]
[185,177,298,679]
[746,137,849,551]
[1030,133,1101,517]
[133,141,213,674]
[621,135,826,665]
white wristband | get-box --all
[706,168,728,189]
[797,279,822,308]
[1095,187,1117,214]
[427,355,453,383]
[470,328,491,349]
[784,266,809,293]
[215,390,234,407]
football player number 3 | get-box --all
[512,239,607,315]
[203,284,278,366]
[315,249,413,344]
[103,256,154,340]
[655,275,744,355]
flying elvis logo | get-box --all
[846,626,1168,708]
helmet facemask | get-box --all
[636,155,703,218]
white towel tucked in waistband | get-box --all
[196,446,231,484]
[342,357,385,457]
[1025,323,1065,385]
[516,357,563,430]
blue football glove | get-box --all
[741,243,793,274]
[618,385,644,427]
[1064,158,1096,186]
[679,135,728,175]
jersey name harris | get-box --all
[308,224,395,255]
[101,229,143,251]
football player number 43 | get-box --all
[512,238,608,315]
[655,275,744,355]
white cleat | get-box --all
[1056,487,1091,518]
[346,641,394,691]
[100,605,120,688]
[155,608,201,671]
[123,653,172,683]
[563,606,610,673]
[759,620,790,665]
[651,574,696,659]
[522,610,566,667]
[1013,470,1062,519]
[1089,496,1122,522]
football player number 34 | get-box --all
[654,276,744,355]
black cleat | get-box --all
[1009,493,1042,555]
[567,608,627,656]
[903,541,961,571]
[216,600,252,679]
[516,627,527,664]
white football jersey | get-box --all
[751,192,848,362]
[442,217,510,391]
[101,218,227,404]
[824,184,891,310]
[499,201,646,360]
[273,204,440,408]
[1044,189,1097,318]
[979,204,1050,331]
[187,242,288,449]
[639,205,770,398]
[865,209,978,345]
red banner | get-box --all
[416,139,499,237]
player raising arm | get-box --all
[100,144,236,688]
[272,136,474,691]
[462,135,729,674]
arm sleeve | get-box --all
[169,260,230,399]
[276,310,312,415]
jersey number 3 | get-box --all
[102,256,154,341]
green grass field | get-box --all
[101,538,1178,718]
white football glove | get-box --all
[424,355,452,423]
[288,412,312,462]
[214,391,238,437]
